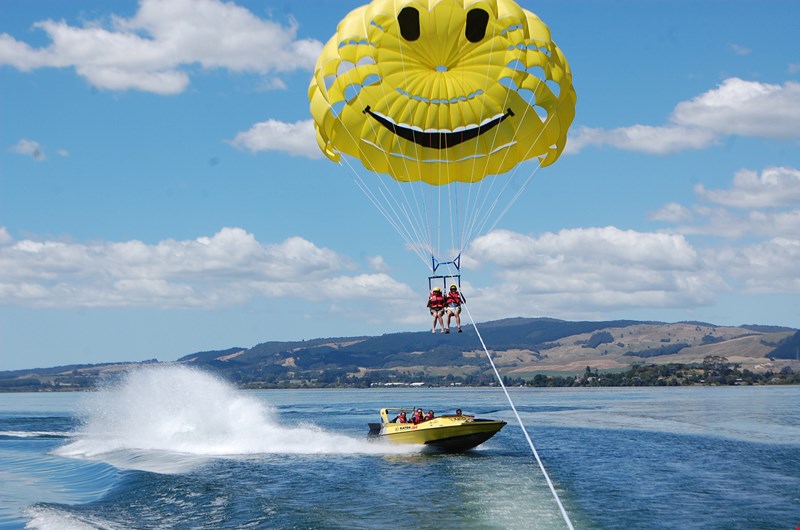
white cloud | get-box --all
[0,227,12,245]
[712,238,800,293]
[672,78,800,139]
[0,227,415,308]
[669,206,800,240]
[464,224,800,321]
[0,0,322,94]
[728,43,751,56]
[467,227,723,317]
[567,125,716,156]
[78,64,190,95]
[695,166,800,208]
[10,139,45,160]
[645,164,800,298]
[473,227,701,269]
[258,77,288,91]
[230,119,321,158]
[649,202,693,223]
[2,222,795,328]
[367,255,391,273]
[652,166,800,239]
[318,273,413,299]
[568,78,800,155]
[0,34,43,69]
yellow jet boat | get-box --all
[368,408,506,452]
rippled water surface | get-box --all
[1,366,798,529]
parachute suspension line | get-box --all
[460,16,517,255]
[334,150,432,267]
[433,176,442,263]
[481,107,561,236]
[369,167,432,262]
[386,27,433,259]
[462,306,575,530]
[467,90,561,243]
[395,17,438,263]
[391,6,434,259]
[340,156,430,266]
[375,181,433,263]
[459,18,499,254]
[336,9,433,266]
[328,17,431,266]
[485,158,543,235]
[446,149,460,264]
[383,58,432,261]
[328,38,431,267]
[445,133,463,269]
[462,16,566,249]
[469,157,541,241]
[437,63,455,265]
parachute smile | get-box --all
[360,138,517,163]
[364,106,514,149]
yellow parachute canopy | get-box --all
[309,0,576,186]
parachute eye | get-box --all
[398,7,420,41]
[465,9,489,43]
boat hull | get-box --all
[369,415,506,452]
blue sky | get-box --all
[1,0,798,371]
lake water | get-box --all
[0,365,798,529]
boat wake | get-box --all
[56,365,411,473]
[25,505,120,530]
[0,430,71,439]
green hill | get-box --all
[2,318,797,391]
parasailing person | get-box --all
[444,285,466,333]
[426,286,446,333]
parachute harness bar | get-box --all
[428,254,461,291]
[463,305,575,530]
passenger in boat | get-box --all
[425,410,435,421]
[455,408,463,416]
[411,408,425,424]
[427,287,445,333]
[444,285,465,333]
[394,411,408,423]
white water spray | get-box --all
[57,365,409,471]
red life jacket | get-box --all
[446,291,462,305]
[428,292,444,309]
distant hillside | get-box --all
[1,318,797,391]
[768,330,800,360]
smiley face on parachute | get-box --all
[309,0,576,186]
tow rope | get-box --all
[463,304,575,530]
